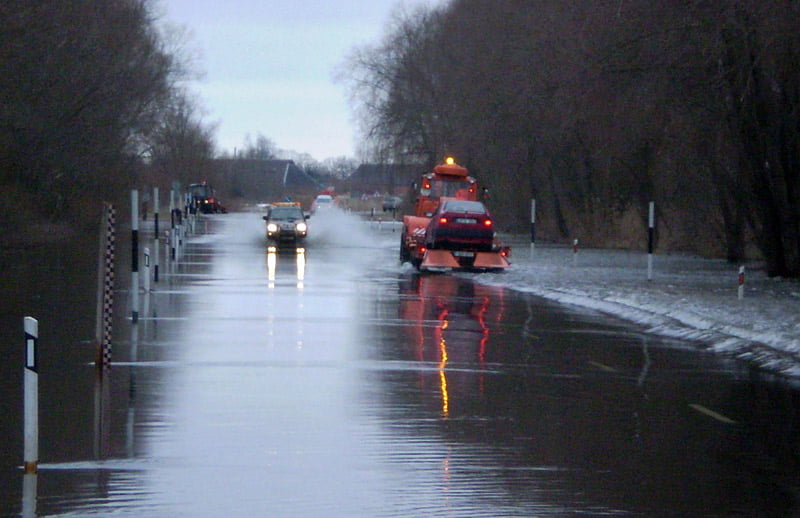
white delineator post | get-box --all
[738,266,745,300]
[647,201,655,281]
[153,187,159,283]
[169,190,176,261]
[131,190,139,323]
[24,317,38,474]
[530,199,536,258]
[143,247,151,293]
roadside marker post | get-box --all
[169,191,176,261]
[131,190,139,323]
[143,247,151,293]
[530,199,536,259]
[153,187,159,284]
[573,238,579,266]
[738,266,745,300]
[647,201,655,281]
[24,317,38,474]
[96,203,115,369]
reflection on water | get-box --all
[266,246,305,289]
[366,272,800,516]
[2,213,800,517]
[397,276,505,418]
[22,473,35,518]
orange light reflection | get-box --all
[437,309,450,417]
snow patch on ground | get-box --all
[460,236,800,378]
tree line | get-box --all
[0,0,216,234]
[342,0,800,277]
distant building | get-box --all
[346,163,423,197]
[215,158,321,201]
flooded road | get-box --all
[2,211,799,516]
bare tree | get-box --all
[147,91,217,187]
[342,0,800,274]
[0,0,188,220]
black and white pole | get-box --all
[153,187,159,283]
[169,190,176,261]
[98,203,115,369]
[143,247,151,293]
[530,199,536,258]
[24,317,38,474]
[131,190,139,324]
[738,266,745,300]
[647,201,655,281]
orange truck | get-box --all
[400,157,510,271]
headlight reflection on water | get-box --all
[295,248,305,289]
[266,247,305,289]
[267,247,277,288]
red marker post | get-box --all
[738,266,745,300]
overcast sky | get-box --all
[161,0,441,161]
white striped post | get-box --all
[530,199,536,258]
[169,190,176,261]
[131,190,139,323]
[647,201,655,281]
[153,187,159,283]
[143,247,151,293]
[24,317,38,474]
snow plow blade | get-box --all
[473,252,511,269]
[420,250,510,271]
[420,250,460,270]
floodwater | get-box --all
[1,210,799,517]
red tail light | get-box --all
[439,217,448,224]
[484,219,493,226]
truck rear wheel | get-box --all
[399,230,410,263]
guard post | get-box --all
[131,190,139,323]
[530,199,536,258]
[153,187,159,283]
[24,317,38,474]
[738,266,745,300]
[647,201,655,281]
[143,247,151,293]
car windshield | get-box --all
[270,207,304,219]
[441,200,486,214]
[315,197,332,204]
[189,184,212,198]
[430,179,472,199]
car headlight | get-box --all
[267,223,278,232]
[296,222,307,232]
